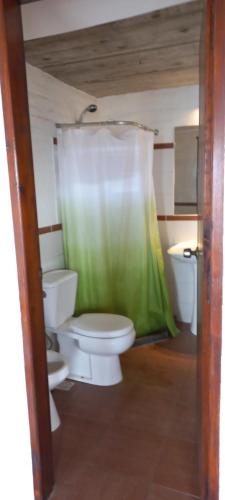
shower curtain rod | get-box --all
[56,120,159,136]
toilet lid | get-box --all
[70,313,133,339]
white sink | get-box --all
[167,240,197,335]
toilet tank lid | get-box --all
[43,269,77,288]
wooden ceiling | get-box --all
[24,1,202,97]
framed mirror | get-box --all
[174,126,199,214]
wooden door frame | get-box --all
[0,0,224,499]
[198,0,225,498]
[0,1,54,499]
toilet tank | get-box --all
[42,270,78,329]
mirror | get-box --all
[174,126,199,214]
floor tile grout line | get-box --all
[150,482,200,498]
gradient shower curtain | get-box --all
[57,126,178,338]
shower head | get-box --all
[77,104,98,123]
[88,104,97,113]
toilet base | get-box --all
[47,350,69,431]
[68,354,123,386]
[49,391,60,431]
[58,336,123,386]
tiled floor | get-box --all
[50,324,199,500]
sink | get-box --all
[167,240,197,263]
[167,240,197,335]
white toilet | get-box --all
[47,349,69,431]
[43,270,135,386]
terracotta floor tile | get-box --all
[51,324,198,498]
[153,437,199,496]
[157,326,197,357]
[178,374,198,410]
[121,344,190,391]
[166,402,198,442]
[53,414,108,482]
[115,384,177,436]
[147,483,200,500]
[53,376,135,424]
[90,423,164,479]
[51,464,150,500]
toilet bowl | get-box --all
[47,350,69,431]
[43,270,136,386]
[56,313,135,386]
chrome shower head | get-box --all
[77,104,98,123]
[87,104,97,113]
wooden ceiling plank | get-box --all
[25,3,202,68]
[23,1,202,96]
[41,42,199,85]
[80,67,199,97]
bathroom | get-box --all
[22,1,200,498]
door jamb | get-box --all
[199,0,225,498]
[0,1,54,498]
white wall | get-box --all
[26,63,98,272]
[98,86,199,142]
[0,92,34,499]
[22,0,190,41]
[98,85,199,214]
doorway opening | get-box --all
[1,1,224,499]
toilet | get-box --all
[43,270,135,386]
[47,349,69,431]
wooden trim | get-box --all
[0,1,54,499]
[198,1,225,498]
[38,217,202,228]
[4,3,223,500]
[38,223,62,235]
[53,138,173,151]
[174,202,197,207]
[154,142,174,150]
[157,214,201,221]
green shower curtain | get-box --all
[57,126,178,338]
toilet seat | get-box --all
[69,313,133,339]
